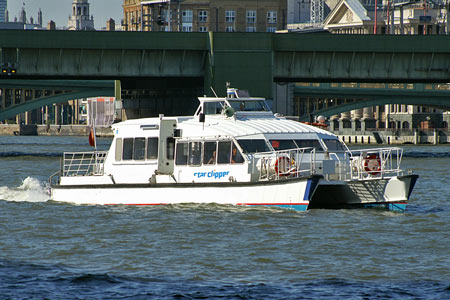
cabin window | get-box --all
[134,138,146,161]
[270,140,297,151]
[175,142,188,165]
[204,141,217,165]
[237,139,270,154]
[167,137,175,160]
[115,138,123,161]
[123,138,134,160]
[189,142,202,166]
[218,141,232,164]
[294,139,324,152]
[231,142,244,164]
[323,139,346,152]
[147,137,158,160]
[204,101,224,115]
[228,100,269,112]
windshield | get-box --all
[294,139,324,152]
[237,139,271,154]
[203,101,226,115]
[228,100,269,112]
[323,139,347,152]
[269,139,297,151]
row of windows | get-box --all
[182,25,276,32]
[115,137,159,161]
[176,141,244,166]
[181,9,277,24]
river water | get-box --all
[0,136,448,299]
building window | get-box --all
[267,11,277,24]
[199,26,208,32]
[182,10,193,23]
[266,26,277,32]
[226,26,235,32]
[225,10,235,23]
[198,10,208,23]
[246,26,256,32]
[182,24,193,32]
[246,10,256,24]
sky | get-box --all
[6,0,124,29]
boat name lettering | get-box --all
[194,171,230,179]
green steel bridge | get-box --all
[1,30,450,121]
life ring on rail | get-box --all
[363,154,381,175]
[274,156,291,176]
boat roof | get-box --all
[112,114,336,140]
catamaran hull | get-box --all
[308,174,419,211]
[51,176,322,211]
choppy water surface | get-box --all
[0,136,449,299]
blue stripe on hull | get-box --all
[362,202,407,211]
[270,204,308,211]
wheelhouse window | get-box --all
[228,100,270,112]
[237,139,271,154]
[231,142,244,164]
[203,101,225,115]
[294,139,324,152]
[323,139,346,152]
[270,140,297,151]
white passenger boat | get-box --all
[49,87,418,211]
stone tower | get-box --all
[68,0,95,30]
[38,8,43,27]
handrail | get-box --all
[62,151,108,177]
[251,147,316,181]
[347,147,403,180]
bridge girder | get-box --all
[1,31,450,99]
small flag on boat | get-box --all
[89,128,95,147]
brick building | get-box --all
[123,0,287,32]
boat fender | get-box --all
[363,154,381,175]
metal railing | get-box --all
[62,151,108,177]
[348,147,403,180]
[252,147,316,181]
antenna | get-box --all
[210,86,218,98]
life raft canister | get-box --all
[363,154,381,175]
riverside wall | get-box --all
[334,129,450,145]
[0,124,113,137]
[0,124,449,145]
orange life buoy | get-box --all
[274,156,290,176]
[363,154,381,175]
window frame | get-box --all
[246,10,256,24]
[225,10,236,23]
[267,11,277,24]
[198,10,208,23]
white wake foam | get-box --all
[0,177,50,203]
